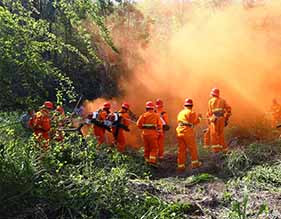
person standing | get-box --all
[176,98,202,171]
[29,101,54,150]
[112,102,130,153]
[207,88,231,152]
[137,101,162,166]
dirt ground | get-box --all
[129,150,281,219]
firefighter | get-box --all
[137,101,162,166]
[155,99,169,160]
[176,98,202,171]
[92,102,111,144]
[207,88,231,153]
[111,102,130,153]
[29,101,54,150]
[270,99,281,128]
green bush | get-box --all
[0,112,190,218]
[223,141,281,177]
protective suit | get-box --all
[29,101,53,150]
[112,103,130,153]
[176,98,202,171]
[137,101,162,165]
[92,102,111,144]
[207,88,231,152]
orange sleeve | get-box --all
[137,114,144,129]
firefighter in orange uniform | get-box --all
[137,101,162,165]
[176,98,202,171]
[155,99,169,160]
[270,99,281,128]
[93,102,111,144]
[207,88,231,153]
[29,101,53,150]
[111,102,130,153]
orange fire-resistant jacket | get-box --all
[29,109,51,133]
[176,108,201,136]
[137,110,162,135]
[207,96,231,120]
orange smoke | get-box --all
[85,1,281,147]
[122,1,281,124]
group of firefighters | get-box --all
[28,87,234,171]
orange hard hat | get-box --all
[211,88,220,97]
[122,102,130,110]
[155,99,163,108]
[184,98,193,106]
[103,102,111,109]
[145,101,154,109]
[43,101,54,109]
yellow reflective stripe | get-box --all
[143,124,156,127]
[212,108,224,112]
[178,121,194,127]
[191,160,199,164]
[178,164,185,168]
[211,145,223,149]
[149,156,157,160]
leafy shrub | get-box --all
[0,112,190,218]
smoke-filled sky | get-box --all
[85,0,281,146]
[121,0,281,123]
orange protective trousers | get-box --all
[143,134,158,164]
[94,126,106,144]
[177,134,199,168]
[112,127,126,153]
[210,117,227,152]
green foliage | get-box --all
[0,2,78,108]
[228,190,269,219]
[223,141,281,177]
[239,162,281,192]
[185,173,216,186]
[225,149,251,177]
[137,195,192,219]
[0,112,190,218]
[0,0,123,110]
